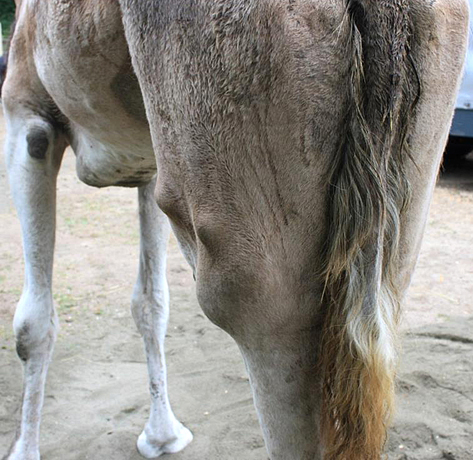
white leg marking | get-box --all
[132,179,192,459]
[4,113,65,460]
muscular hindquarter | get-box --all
[4,0,155,188]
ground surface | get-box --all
[0,108,472,460]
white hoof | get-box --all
[137,424,193,458]
[4,442,40,460]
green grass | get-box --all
[1,20,12,36]
[0,0,15,52]
[54,291,76,312]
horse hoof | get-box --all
[136,424,193,458]
[4,444,40,460]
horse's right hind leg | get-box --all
[2,104,66,460]
[131,179,193,458]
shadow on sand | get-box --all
[439,152,473,193]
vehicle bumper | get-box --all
[450,108,473,138]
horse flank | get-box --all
[319,1,418,458]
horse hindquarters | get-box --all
[119,0,469,459]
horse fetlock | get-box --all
[137,422,193,458]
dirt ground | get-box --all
[0,106,472,460]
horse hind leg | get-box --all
[2,106,67,460]
[131,178,192,458]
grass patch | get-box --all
[0,0,15,52]
[54,291,76,312]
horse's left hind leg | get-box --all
[131,178,192,459]
[2,105,67,460]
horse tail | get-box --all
[319,1,418,458]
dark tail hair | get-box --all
[319,1,418,458]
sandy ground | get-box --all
[0,107,472,460]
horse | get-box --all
[118,0,468,458]
[3,0,469,459]
[2,1,191,459]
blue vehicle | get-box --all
[448,1,473,156]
